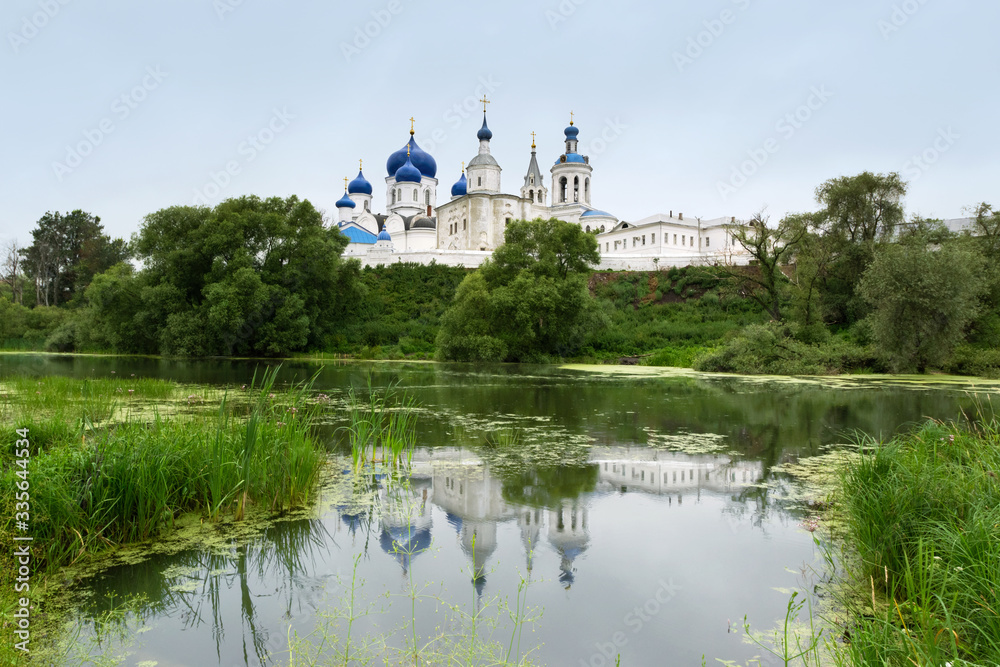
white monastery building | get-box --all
[334,104,750,270]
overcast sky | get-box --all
[1,0,996,246]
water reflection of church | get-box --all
[340,448,761,594]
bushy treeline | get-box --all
[5,174,1000,376]
[691,173,1000,376]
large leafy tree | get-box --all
[858,232,984,373]
[19,210,128,306]
[90,195,360,356]
[719,211,805,321]
[811,172,907,324]
[437,218,603,362]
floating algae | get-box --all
[642,427,733,455]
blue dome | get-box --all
[555,153,588,165]
[386,136,437,178]
[348,170,372,195]
[451,172,467,197]
[336,191,356,209]
[581,209,614,218]
[477,116,493,141]
[395,154,422,183]
[565,124,579,139]
[377,228,392,242]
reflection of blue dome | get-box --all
[336,191,356,209]
[565,125,579,139]
[451,172,467,197]
[395,155,422,183]
[446,512,463,533]
[387,136,437,178]
[477,116,493,141]
[377,228,392,242]
[348,170,372,195]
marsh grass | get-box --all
[342,376,418,470]
[830,406,1000,666]
[0,366,326,572]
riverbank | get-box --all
[5,264,1000,378]
[0,369,329,664]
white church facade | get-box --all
[333,107,749,270]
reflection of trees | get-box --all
[77,517,331,665]
[497,465,598,509]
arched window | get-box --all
[463,218,467,231]
[364,200,370,212]
[585,178,590,203]
[391,190,396,204]
[559,177,568,203]
[425,190,431,205]
[600,225,605,232]
[413,189,418,202]
[586,225,591,233]
[530,175,534,185]
[528,189,534,201]
[573,176,579,203]
[478,177,482,186]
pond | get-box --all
[4,354,996,666]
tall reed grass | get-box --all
[0,366,327,570]
[834,409,1000,665]
[342,376,418,470]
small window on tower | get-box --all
[706,237,710,247]
[651,234,655,243]
[478,177,482,186]
[673,234,677,245]
[463,219,467,231]
[413,189,418,202]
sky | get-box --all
[1,0,997,247]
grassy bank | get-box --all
[0,369,328,663]
[830,414,1000,666]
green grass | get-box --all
[0,367,329,664]
[342,377,418,470]
[832,410,1000,665]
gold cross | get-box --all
[531,131,536,149]
[570,111,574,126]
[359,158,363,171]
[409,117,415,134]
[480,95,490,113]
[344,177,349,190]
[461,161,465,173]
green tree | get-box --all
[720,211,804,321]
[92,195,360,356]
[812,172,908,324]
[19,210,128,306]
[858,237,984,373]
[437,218,603,362]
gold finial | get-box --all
[409,117,415,134]
[480,95,490,113]
[344,177,349,190]
[461,161,465,173]
[407,146,411,157]
[359,158,363,171]
[531,131,536,149]
[570,111,574,126]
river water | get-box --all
[3,355,994,666]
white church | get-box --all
[334,104,748,270]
